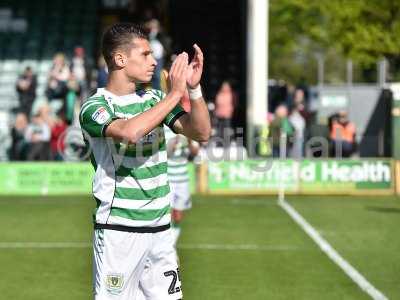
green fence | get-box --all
[0,160,395,196]
[207,159,394,195]
[0,162,197,196]
[0,163,93,195]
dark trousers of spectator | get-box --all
[272,145,291,158]
[18,95,34,116]
[10,141,27,161]
[272,146,280,158]
[331,140,354,157]
[27,142,50,161]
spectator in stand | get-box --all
[25,106,51,161]
[330,110,356,157]
[292,88,308,115]
[10,113,28,160]
[50,110,68,161]
[289,103,306,158]
[269,104,294,157]
[16,66,37,116]
[65,73,81,124]
[46,53,70,102]
[36,104,53,127]
[296,77,310,104]
[285,83,296,107]
[214,81,236,146]
[294,88,304,105]
[96,56,108,89]
[70,46,89,96]
[145,19,164,90]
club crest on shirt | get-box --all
[106,273,124,295]
[92,107,110,125]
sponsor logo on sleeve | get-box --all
[92,107,110,125]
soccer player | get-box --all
[79,23,211,300]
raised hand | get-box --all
[186,44,204,89]
[168,52,189,97]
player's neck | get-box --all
[106,72,136,96]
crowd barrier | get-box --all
[0,162,196,196]
[203,159,394,195]
[0,159,397,196]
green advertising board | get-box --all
[0,163,93,195]
[208,160,298,192]
[0,162,197,196]
[0,160,393,196]
[299,160,393,193]
[207,159,394,195]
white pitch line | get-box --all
[278,198,388,300]
[0,242,301,252]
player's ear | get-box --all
[114,52,127,68]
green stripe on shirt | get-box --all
[116,162,168,179]
[115,184,170,200]
[110,205,170,221]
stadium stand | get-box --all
[0,0,98,161]
[0,0,98,112]
[169,0,246,105]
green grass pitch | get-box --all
[0,194,399,299]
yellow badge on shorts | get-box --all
[106,274,124,295]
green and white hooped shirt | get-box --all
[79,88,186,228]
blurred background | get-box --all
[0,0,399,299]
[0,0,399,161]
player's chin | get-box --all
[139,75,153,83]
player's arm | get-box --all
[173,97,210,142]
[173,44,211,142]
[105,53,189,144]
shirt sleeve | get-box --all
[79,97,116,138]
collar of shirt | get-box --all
[96,88,142,106]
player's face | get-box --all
[125,38,157,83]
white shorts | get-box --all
[93,228,182,300]
[170,181,192,211]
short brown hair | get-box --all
[101,23,147,70]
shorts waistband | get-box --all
[94,223,170,233]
